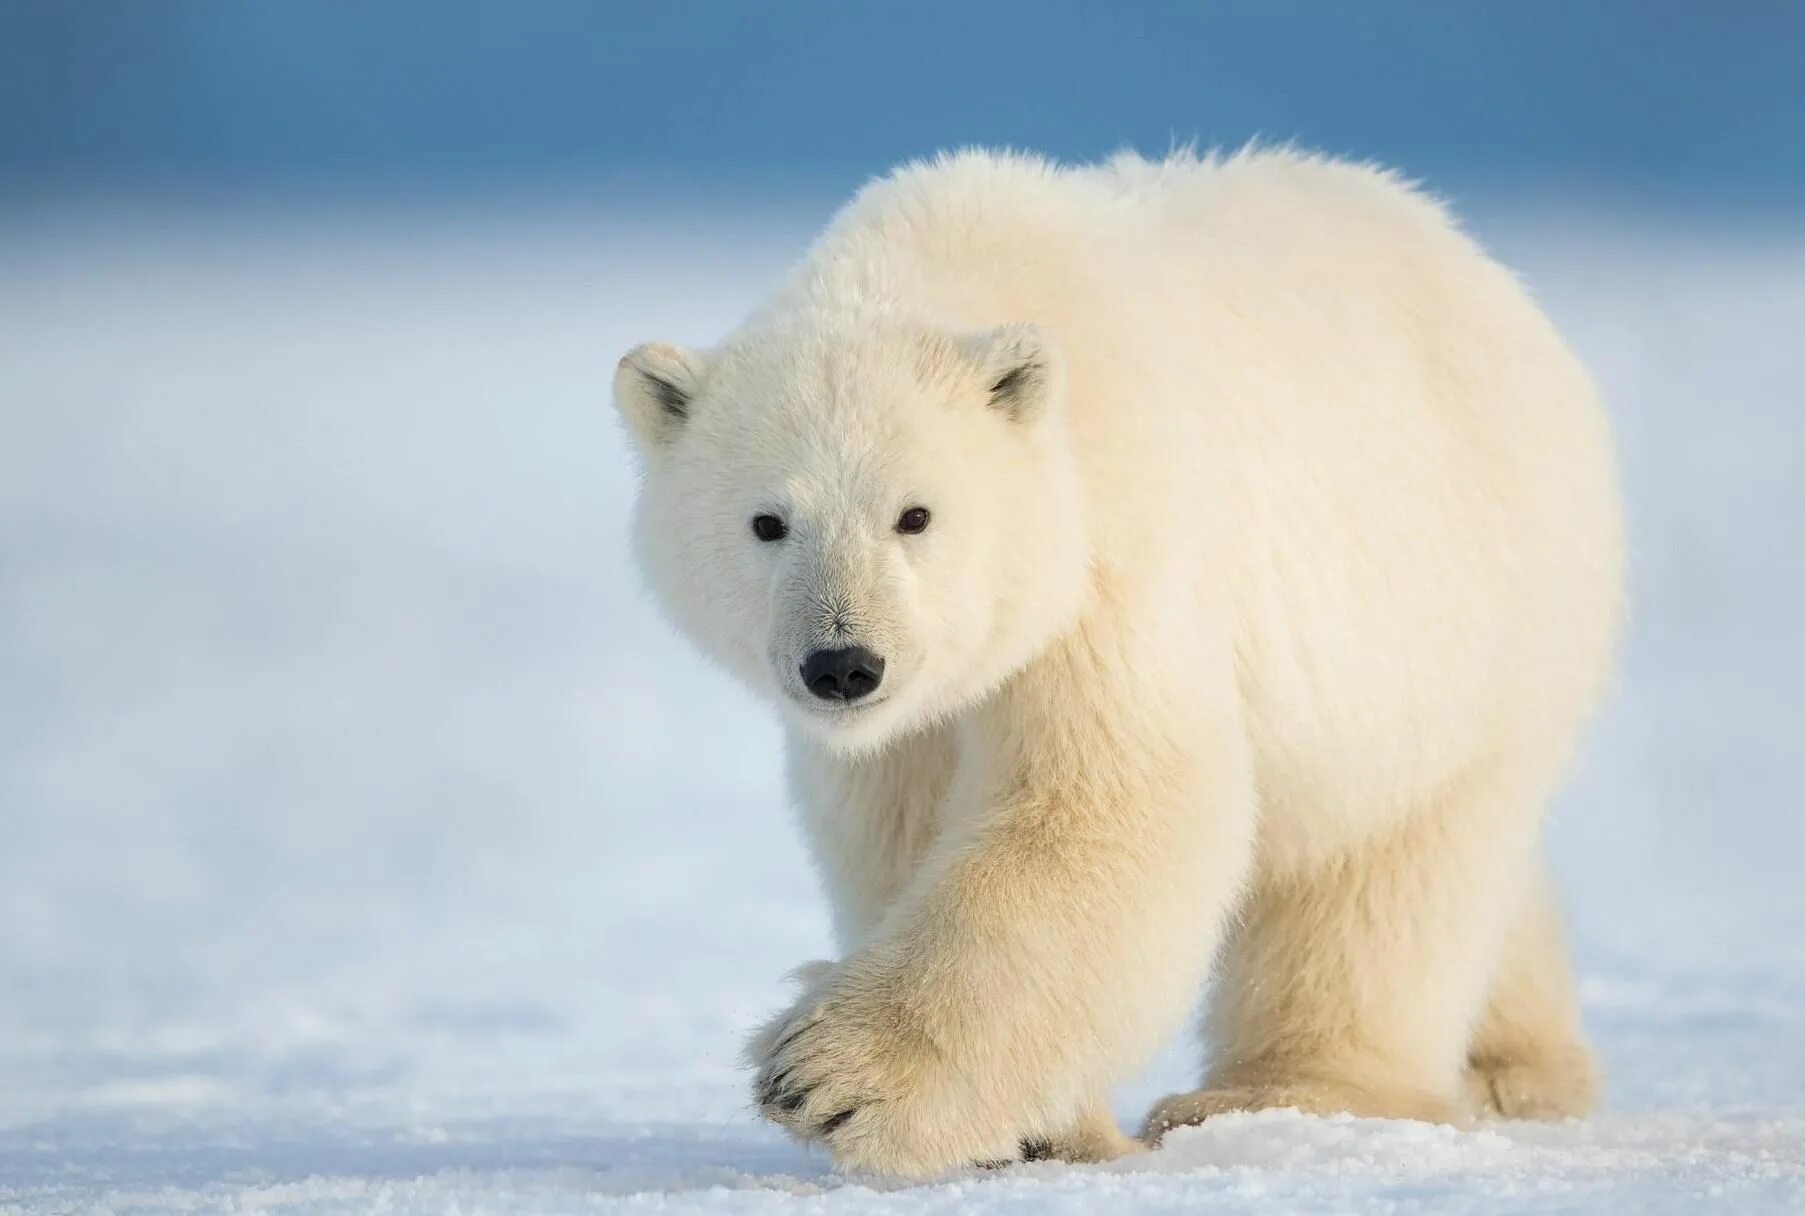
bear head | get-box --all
[613,310,1089,753]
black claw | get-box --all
[778,1086,810,1114]
[974,1157,1015,1170]
[757,1068,793,1109]
[770,1020,811,1059]
[819,1107,858,1136]
[1019,1137,1055,1162]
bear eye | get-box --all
[896,506,931,535]
[751,513,788,542]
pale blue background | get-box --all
[4,1,1803,205]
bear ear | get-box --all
[614,342,708,453]
[957,322,1063,422]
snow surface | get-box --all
[1,195,1801,1213]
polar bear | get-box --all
[612,148,1622,1177]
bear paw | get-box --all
[1142,1079,1458,1142]
[1018,1109,1145,1165]
[1464,1045,1599,1120]
[747,961,1024,1176]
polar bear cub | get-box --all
[612,148,1622,1177]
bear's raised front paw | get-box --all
[747,964,1022,1176]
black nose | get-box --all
[800,646,886,702]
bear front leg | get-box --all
[786,725,958,954]
[751,632,1256,1176]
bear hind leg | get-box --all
[1145,766,1545,1139]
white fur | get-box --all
[614,148,1623,1177]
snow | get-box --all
[1,195,1801,1213]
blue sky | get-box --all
[3,2,1803,203]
